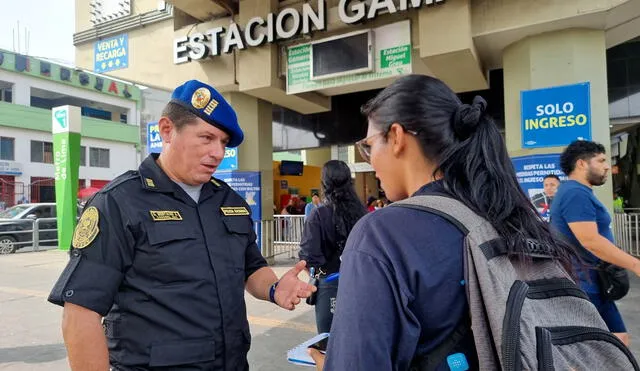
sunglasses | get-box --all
[355,128,418,163]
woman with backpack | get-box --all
[299,160,367,334]
[306,75,637,370]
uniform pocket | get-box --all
[149,337,216,367]
[146,222,198,246]
[222,217,252,235]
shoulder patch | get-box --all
[72,206,100,249]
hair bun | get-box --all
[453,96,487,140]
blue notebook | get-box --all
[286,332,330,367]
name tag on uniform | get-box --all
[150,210,183,221]
[220,207,250,216]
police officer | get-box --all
[48,80,316,371]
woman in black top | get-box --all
[299,160,367,333]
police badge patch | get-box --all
[72,206,100,249]
[191,87,211,109]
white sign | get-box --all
[0,161,22,175]
[173,0,445,63]
[52,106,82,134]
[287,20,412,95]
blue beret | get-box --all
[170,80,244,147]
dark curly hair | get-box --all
[321,160,367,241]
[560,140,606,176]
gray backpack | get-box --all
[394,195,639,371]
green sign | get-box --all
[381,45,411,69]
[286,21,412,95]
[52,106,81,251]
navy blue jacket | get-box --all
[49,154,267,370]
[324,181,475,370]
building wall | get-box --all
[0,70,138,123]
[3,126,137,200]
[272,161,321,210]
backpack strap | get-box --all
[392,194,479,371]
[390,194,486,236]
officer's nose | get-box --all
[208,141,225,161]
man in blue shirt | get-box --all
[551,140,640,347]
[304,193,320,220]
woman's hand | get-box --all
[308,348,325,370]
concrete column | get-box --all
[223,92,275,261]
[13,81,30,106]
[503,28,612,211]
[302,147,331,167]
[223,92,274,221]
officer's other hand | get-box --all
[275,260,317,310]
[308,348,325,370]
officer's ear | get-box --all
[158,117,175,144]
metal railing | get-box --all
[0,217,58,254]
[255,215,306,260]
[614,210,640,258]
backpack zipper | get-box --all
[502,280,529,371]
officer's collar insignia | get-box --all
[191,87,211,109]
[204,98,219,115]
[210,178,221,187]
[221,206,250,216]
[72,206,100,249]
[145,178,156,188]
[150,210,183,221]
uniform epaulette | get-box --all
[210,176,229,189]
[99,171,140,194]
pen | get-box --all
[325,273,340,283]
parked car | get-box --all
[0,203,58,254]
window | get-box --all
[0,137,14,161]
[120,113,127,123]
[90,147,110,168]
[80,146,86,166]
[0,87,12,103]
[31,141,53,164]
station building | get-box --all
[72,0,640,218]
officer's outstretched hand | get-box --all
[275,260,317,310]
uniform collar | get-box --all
[138,153,222,198]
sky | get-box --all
[0,0,76,64]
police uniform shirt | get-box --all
[49,153,267,370]
[323,180,477,371]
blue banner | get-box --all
[521,82,591,148]
[219,171,262,250]
[94,34,128,73]
[147,122,162,154]
[218,171,262,222]
[512,154,567,221]
[218,148,239,171]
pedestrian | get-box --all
[308,74,578,370]
[551,140,640,346]
[299,160,366,333]
[304,192,321,221]
[48,80,316,371]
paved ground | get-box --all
[0,249,639,370]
